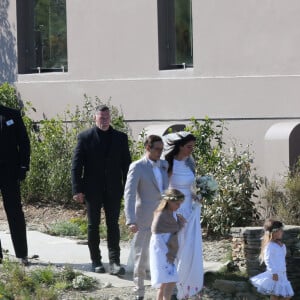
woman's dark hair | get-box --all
[165,133,196,174]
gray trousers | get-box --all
[133,229,151,297]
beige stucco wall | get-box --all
[3,0,300,180]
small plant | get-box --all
[70,217,88,235]
[72,275,96,290]
[30,266,56,285]
[47,221,81,237]
[60,265,77,282]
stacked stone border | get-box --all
[230,226,300,298]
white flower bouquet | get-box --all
[195,175,218,204]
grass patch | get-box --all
[0,259,97,299]
[47,211,133,241]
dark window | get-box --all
[157,0,193,70]
[17,0,68,74]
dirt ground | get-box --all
[0,201,86,231]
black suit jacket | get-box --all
[71,126,131,200]
[0,105,30,180]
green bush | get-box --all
[187,118,262,235]
[262,171,300,225]
[0,82,22,109]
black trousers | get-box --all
[86,192,121,264]
[0,179,28,258]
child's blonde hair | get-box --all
[155,189,185,212]
[259,218,284,263]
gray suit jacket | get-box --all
[124,156,169,230]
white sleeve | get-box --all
[264,243,279,274]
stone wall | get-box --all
[231,226,300,298]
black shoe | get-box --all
[135,297,144,300]
[19,256,29,266]
[92,261,105,273]
[110,262,125,276]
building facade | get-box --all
[2,0,300,180]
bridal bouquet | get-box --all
[195,175,218,204]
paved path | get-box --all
[0,230,223,288]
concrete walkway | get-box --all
[0,230,224,288]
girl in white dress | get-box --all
[164,132,204,299]
[250,219,294,300]
[150,189,186,300]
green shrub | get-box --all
[262,171,300,225]
[0,82,22,109]
[282,173,300,224]
[47,221,81,236]
[187,118,262,235]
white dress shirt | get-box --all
[148,159,163,193]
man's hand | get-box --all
[272,273,279,281]
[128,224,138,233]
[73,193,85,204]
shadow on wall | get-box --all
[0,0,17,84]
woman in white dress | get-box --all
[163,132,204,299]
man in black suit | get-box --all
[71,105,131,275]
[0,104,30,265]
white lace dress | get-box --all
[169,159,204,299]
[250,242,294,297]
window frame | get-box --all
[16,0,68,74]
[157,0,193,70]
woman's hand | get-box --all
[128,223,138,233]
[272,273,279,281]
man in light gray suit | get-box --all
[124,135,169,300]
